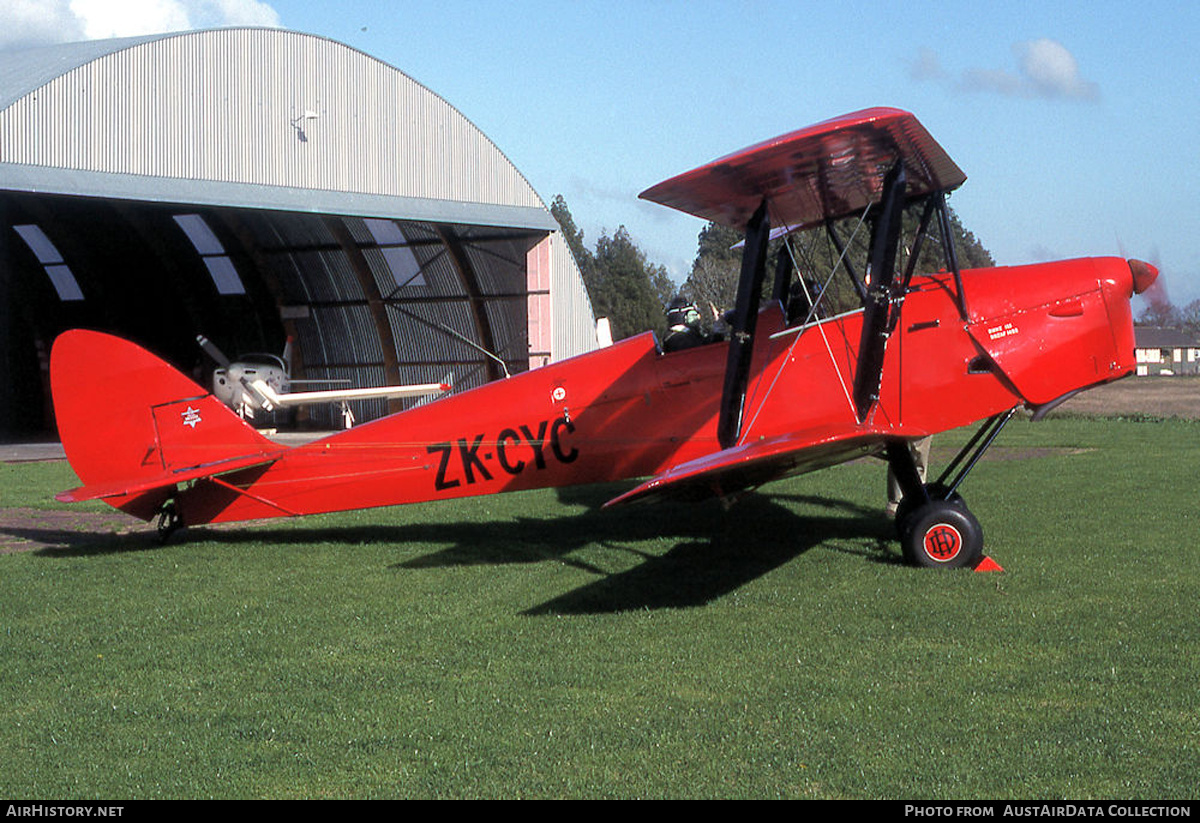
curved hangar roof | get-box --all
[0,27,596,431]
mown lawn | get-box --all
[0,416,1196,798]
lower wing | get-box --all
[604,424,924,508]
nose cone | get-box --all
[1129,259,1159,295]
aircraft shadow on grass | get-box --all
[23,484,899,614]
[522,486,899,614]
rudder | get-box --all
[51,330,279,520]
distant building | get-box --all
[1134,327,1200,376]
[0,28,599,436]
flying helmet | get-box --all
[666,297,701,328]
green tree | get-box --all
[550,195,594,281]
[683,199,994,320]
[551,195,674,341]
[592,226,672,339]
[942,207,995,270]
[681,221,742,317]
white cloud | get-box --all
[189,0,280,29]
[913,39,1099,102]
[960,67,1027,97]
[69,0,191,39]
[0,0,281,49]
[1018,38,1099,101]
[907,47,946,83]
[0,1,87,47]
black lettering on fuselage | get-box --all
[550,417,578,463]
[430,415,579,493]
[519,421,549,469]
[427,442,459,491]
[497,428,524,475]
[457,435,493,484]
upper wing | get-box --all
[604,423,924,508]
[639,107,965,231]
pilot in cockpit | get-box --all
[786,277,826,325]
[663,297,707,352]
[664,296,732,352]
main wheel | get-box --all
[901,500,983,569]
[893,485,964,541]
[156,502,184,544]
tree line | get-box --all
[550,196,675,340]
[551,194,996,342]
[1137,297,1200,335]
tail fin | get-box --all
[51,330,282,520]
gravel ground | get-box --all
[1050,375,1200,419]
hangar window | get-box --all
[173,213,246,295]
[365,218,426,288]
[13,224,84,301]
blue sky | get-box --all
[6,1,1199,307]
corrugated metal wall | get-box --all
[549,231,600,360]
[238,209,541,426]
[0,28,602,432]
[0,29,544,210]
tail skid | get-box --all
[51,330,284,521]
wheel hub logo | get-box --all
[923,523,962,562]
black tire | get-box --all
[926,482,965,508]
[894,485,964,540]
[901,500,983,569]
[894,495,920,540]
[156,502,184,544]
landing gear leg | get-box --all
[156,501,184,544]
[887,409,1016,569]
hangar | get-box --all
[0,27,598,436]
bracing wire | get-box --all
[737,203,872,444]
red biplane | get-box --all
[50,108,1157,568]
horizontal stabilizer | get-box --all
[605,425,920,508]
[56,450,282,503]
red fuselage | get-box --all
[171,256,1142,526]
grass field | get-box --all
[1,411,1197,799]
